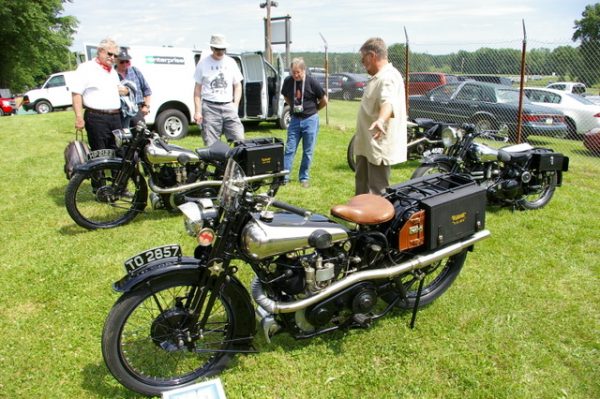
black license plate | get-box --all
[123,244,182,272]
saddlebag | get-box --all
[232,137,284,176]
[63,129,91,180]
[386,174,486,251]
[530,149,569,172]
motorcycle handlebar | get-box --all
[270,199,312,218]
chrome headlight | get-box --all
[441,126,460,147]
[113,128,133,148]
[178,199,217,237]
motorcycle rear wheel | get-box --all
[65,163,148,229]
[102,273,244,397]
[347,134,357,172]
[516,172,558,210]
[386,250,467,309]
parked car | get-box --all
[524,87,600,138]
[310,72,343,97]
[331,73,369,100]
[408,81,568,141]
[459,75,513,86]
[546,81,587,95]
[21,71,76,114]
[408,72,458,95]
[0,96,16,116]
[583,128,600,155]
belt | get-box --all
[204,100,232,105]
[86,108,120,115]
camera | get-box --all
[293,105,304,114]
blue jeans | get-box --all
[284,113,319,182]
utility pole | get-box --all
[260,1,278,64]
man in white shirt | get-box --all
[72,38,124,150]
[193,34,245,146]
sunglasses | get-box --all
[106,51,118,57]
[119,60,130,64]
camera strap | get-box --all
[294,78,305,107]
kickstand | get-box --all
[410,272,425,329]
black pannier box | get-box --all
[531,150,569,172]
[232,137,284,176]
[387,173,486,250]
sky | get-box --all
[62,0,593,55]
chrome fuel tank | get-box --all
[145,140,200,164]
[241,212,349,260]
[469,142,499,162]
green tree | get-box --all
[0,0,78,92]
[572,3,600,85]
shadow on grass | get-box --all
[81,362,139,398]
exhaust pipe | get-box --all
[407,137,442,149]
[252,229,490,314]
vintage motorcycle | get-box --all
[411,124,570,210]
[101,150,490,396]
[346,118,446,171]
[64,122,283,229]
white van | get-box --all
[21,71,77,114]
[80,45,288,139]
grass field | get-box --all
[0,105,598,398]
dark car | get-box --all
[408,81,567,141]
[310,72,343,97]
[331,73,369,100]
[459,75,513,86]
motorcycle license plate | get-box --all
[87,149,116,160]
[423,147,444,157]
[123,244,182,272]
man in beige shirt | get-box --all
[354,37,407,195]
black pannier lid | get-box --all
[231,137,284,176]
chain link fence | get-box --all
[291,37,600,167]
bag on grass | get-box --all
[64,129,90,180]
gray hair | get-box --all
[290,57,306,70]
[98,38,119,51]
[360,37,387,60]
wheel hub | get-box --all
[95,186,116,203]
[150,308,195,352]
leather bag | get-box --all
[64,129,90,179]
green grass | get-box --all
[0,106,598,399]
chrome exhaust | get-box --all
[407,137,442,149]
[252,229,490,314]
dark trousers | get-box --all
[84,111,122,150]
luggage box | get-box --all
[531,150,569,172]
[387,173,486,250]
[232,137,284,176]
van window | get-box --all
[573,85,586,95]
[45,75,66,89]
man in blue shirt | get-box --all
[116,48,152,128]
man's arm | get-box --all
[193,82,203,124]
[233,82,242,107]
[72,93,84,129]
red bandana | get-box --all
[95,57,112,73]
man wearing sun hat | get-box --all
[193,33,245,146]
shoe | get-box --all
[300,181,310,188]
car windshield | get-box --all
[496,89,523,104]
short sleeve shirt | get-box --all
[281,75,325,118]
[193,55,243,103]
[71,60,121,110]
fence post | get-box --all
[516,19,527,143]
[404,27,410,114]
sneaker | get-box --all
[300,181,310,188]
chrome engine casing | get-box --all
[469,142,499,162]
[145,140,200,164]
[241,212,349,260]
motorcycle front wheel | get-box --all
[411,162,452,178]
[388,250,468,309]
[516,171,558,210]
[64,163,148,229]
[347,134,357,172]
[102,273,244,397]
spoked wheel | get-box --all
[102,273,245,397]
[347,134,357,171]
[386,250,468,309]
[516,171,558,210]
[411,162,452,178]
[65,163,148,229]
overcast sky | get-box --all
[63,0,591,55]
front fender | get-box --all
[74,156,124,174]
[420,153,452,165]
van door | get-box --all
[43,73,72,107]
[240,53,267,118]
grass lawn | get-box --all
[0,106,598,398]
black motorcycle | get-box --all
[64,123,282,229]
[346,118,446,171]
[101,151,490,396]
[412,124,569,210]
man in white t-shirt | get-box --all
[193,34,245,146]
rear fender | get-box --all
[74,157,124,174]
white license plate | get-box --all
[124,244,182,272]
[88,149,116,160]
[423,147,444,157]
[545,118,553,125]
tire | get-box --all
[565,118,578,140]
[342,90,352,101]
[156,109,188,140]
[65,163,148,229]
[278,105,290,130]
[347,134,357,171]
[411,162,452,178]
[102,272,250,396]
[473,115,495,133]
[516,171,558,210]
[35,100,53,114]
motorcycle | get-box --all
[411,124,569,210]
[64,122,283,229]
[346,118,446,171]
[101,152,491,396]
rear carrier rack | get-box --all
[385,173,486,251]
